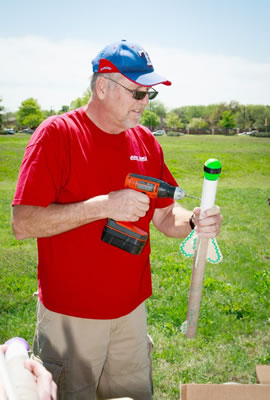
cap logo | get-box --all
[100,66,112,71]
[98,59,120,73]
[138,50,152,67]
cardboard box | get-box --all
[180,383,270,400]
[181,365,270,400]
[256,365,270,384]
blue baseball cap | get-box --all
[92,40,171,87]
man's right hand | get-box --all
[106,189,150,222]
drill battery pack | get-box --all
[102,218,148,255]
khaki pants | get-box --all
[33,301,153,400]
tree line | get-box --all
[1,89,269,135]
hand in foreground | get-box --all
[24,359,57,400]
[0,345,57,400]
[193,205,222,238]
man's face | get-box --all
[103,74,150,132]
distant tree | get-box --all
[17,98,45,128]
[2,111,18,130]
[69,97,86,110]
[264,106,270,132]
[173,105,215,126]
[44,109,57,118]
[165,112,183,130]
[241,105,270,131]
[171,107,188,124]
[0,98,4,129]
[23,113,45,128]
[207,101,240,128]
[189,117,208,129]
[218,110,236,129]
[147,100,167,118]
[69,88,91,110]
[236,106,249,130]
[141,109,160,130]
[185,105,208,119]
[228,100,241,113]
[207,103,227,128]
[58,105,70,114]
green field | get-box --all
[0,134,270,399]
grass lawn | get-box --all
[0,133,270,399]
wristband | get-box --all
[189,214,195,230]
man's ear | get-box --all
[95,76,108,100]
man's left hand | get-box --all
[192,205,222,238]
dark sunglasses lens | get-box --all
[133,91,147,100]
[148,91,158,100]
[133,90,158,100]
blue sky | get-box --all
[1,0,269,111]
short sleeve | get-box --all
[12,120,68,207]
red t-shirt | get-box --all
[13,107,178,319]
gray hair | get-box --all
[90,72,120,94]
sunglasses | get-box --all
[104,77,158,100]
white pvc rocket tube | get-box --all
[3,338,39,400]
[185,159,221,339]
[0,348,17,400]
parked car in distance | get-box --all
[152,129,165,136]
[19,128,35,134]
[3,128,15,134]
[238,130,258,136]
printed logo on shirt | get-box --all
[130,155,148,162]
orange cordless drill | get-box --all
[101,173,187,255]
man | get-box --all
[12,40,222,400]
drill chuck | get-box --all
[173,187,186,200]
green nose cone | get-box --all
[203,159,222,181]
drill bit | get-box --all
[174,187,200,201]
[185,194,201,200]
